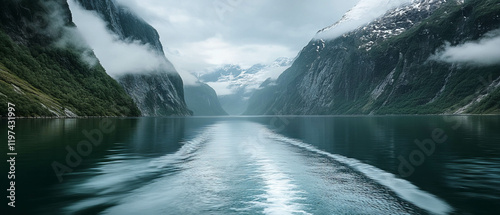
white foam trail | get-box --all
[64,131,211,213]
[149,131,211,168]
[76,132,209,191]
[245,135,311,215]
[263,130,453,215]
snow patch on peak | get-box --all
[315,0,415,40]
[201,58,293,97]
[272,57,294,67]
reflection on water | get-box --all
[1,116,499,215]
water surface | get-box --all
[1,116,499,214]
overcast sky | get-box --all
[114,0,358,74]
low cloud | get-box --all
[54,27,99,66]
[179,72,199,86]
[430,29,500,66]
[114,0,356,75]
[315,0,413,40]
[31,1,98,66]
[205,82,236,96]
[68,0,169,77]
[189,36,295,68]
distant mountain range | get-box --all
[245,0,500,115]
[199,57,293,115]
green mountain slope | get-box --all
[0,0,140,117]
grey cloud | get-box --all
[114,0,357,74]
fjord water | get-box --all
[2,116,500,214]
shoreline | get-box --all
[2,113,500,119]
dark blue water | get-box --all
[1,116,499,214]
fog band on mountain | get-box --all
[430,29,500,66]
[68,0,172,77]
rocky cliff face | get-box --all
[75,0,163,54]
[119,71,192,116]
[75,0,192,116]
[246,0,500,115]
[0,0,140,117]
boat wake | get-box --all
[60,121,453,215]
[263,129,453,215]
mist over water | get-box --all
[2,116,499,215]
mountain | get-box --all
[200,64,244,82]
[0,0,140,117]
[74,0,192,116]
[184,83,228,116]
[200,58,293,115]
[245,0,500,115]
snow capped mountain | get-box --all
[315,0,444,41]
[198,57,293,115]
[354,0,447,51]
[199,64,244,83]
[200,57,293,96]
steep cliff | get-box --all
[74,0,192,116]
[184,83,228,116]
[246,0,500,115]
[0,0,140,117]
